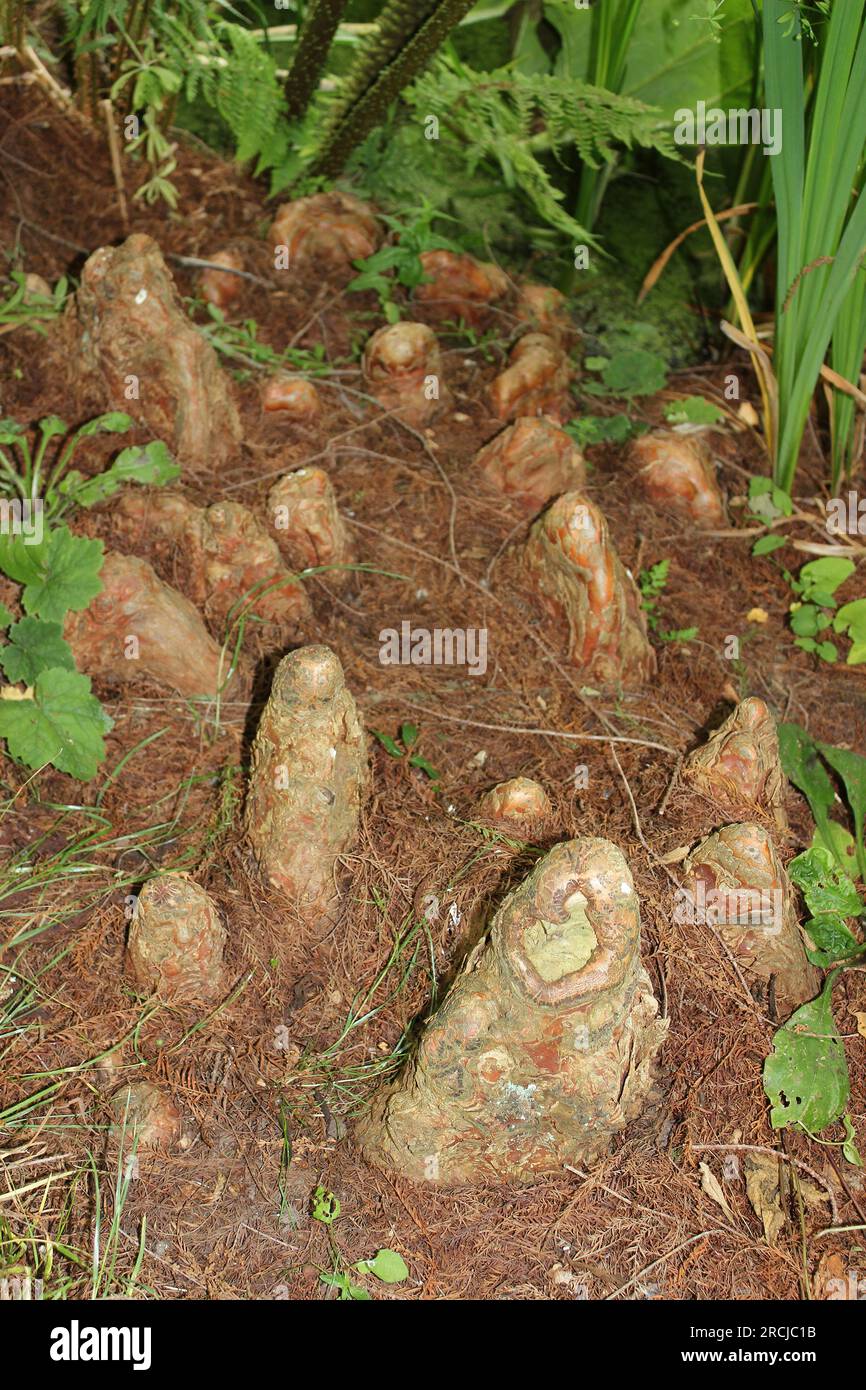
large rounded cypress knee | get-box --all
[356,837,668,1184]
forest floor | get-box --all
[1,92,865,1302]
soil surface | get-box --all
[1,92,864,1301]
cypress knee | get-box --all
[244,646,369,925]
[356,838,667,1184]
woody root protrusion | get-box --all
[524,492,655,687]
[682,697,788,829]
[363,321,451,426]
[244,646,369,927]
[679,823,819,1020]
[356,838,668,1184]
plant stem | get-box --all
[310,0,474,178]
[283,0,347,120]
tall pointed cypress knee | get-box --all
[244,646,369,926]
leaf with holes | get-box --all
[764,980,849,1133]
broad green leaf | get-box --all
[400,722,419,749]
[0,526,104,623]
[0,603,13,629]
[310,1186,340,1224]
[664,396,725,425]
[788,847,862,919]
[834,598,866,638]
[752,534,787,556]
[798,557,854,599]
[818,742,866,883]
[38,415,68,442]
[790,604,820,637]
[0,667,112,780]
[600,348,667,398]
[356,1249,409,1284]
[778,723,842,866]
[811,822,857,867]
[803,915,862,968]
[0,617,75,685]
[74,411,135,438]
[764,980,849,1133]
[0,419,27,447]
[59,441,180,509]
[815,640,838,663]
[373,730,403,758]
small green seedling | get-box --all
[348,199,461,323]
[0,414,178,524]
[581,347,667,400]
[747,476,793,556]
[663,396,725,426]
[0,524,113,780]
[373,722,440,783]
[785,557,863,665]
[311,1186,409,1300]
[564,414,637,447]
[0,272,68,334]
[197,307,334,377]
[638,559,698,644]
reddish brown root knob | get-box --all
[631,430,726,527]
[261,375,321,421]
[268,467,355,585]
[681,823,819,1019]
[198,249,245,311]
[525,492,656,688]
[113,488,199,546]
[413,250,511,329]
[363,321,451,426]
[476,778,553,836]
[128,872,226,1001]
[269,192,382,277]
[69,233,240,467]
[111,1082,182,1151]
[356,837,667,1184]
[64,551,243,701]
[489,333,572,422]
[515,283,574,348]
[244,645,369,925]
[682,697,788,828]
[197,500,311,631]
[474,416,586,514]
[112,492,310,632]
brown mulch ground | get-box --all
[1,91,865,1302]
